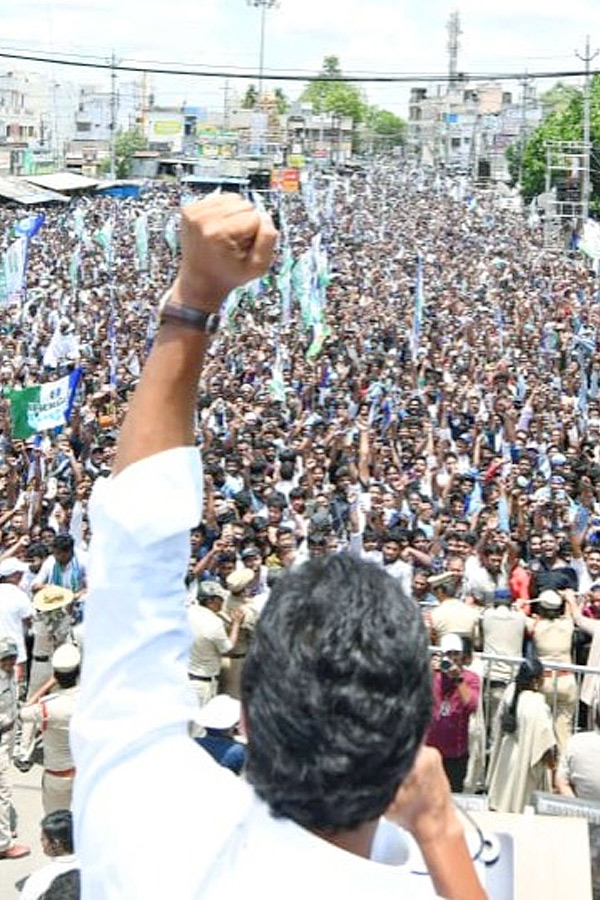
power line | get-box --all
[0,48,596,83]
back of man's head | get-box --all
[242,554,432,833]
[41,809,74,854]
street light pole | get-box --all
[576,36,599,221]
[247,0,278,103]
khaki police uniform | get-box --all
[188,605,232,707]
[219,598,257,700]
[18,587,76,766]
[0,667,17,851]
[20,684,80,813]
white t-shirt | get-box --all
[72,448,442,900]
[21,855,79,900]
[0,582,33,662]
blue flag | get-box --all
[411,254,425,362]
[13,214,45,240]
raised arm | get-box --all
[115,196,277,475]
[71,196,278,898]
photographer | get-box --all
[426,633,481,793]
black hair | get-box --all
[233,492,252,515]
[279,461,295,481]
[501,658,544,735]
[483,541,505,556]
[42,869,80,899]
[383,528,409,546]
[55,669,79,689]
[215,550,236,564]
[41,809,74,854]
[242,554,432,832]
[27,542,49,559]
[52,534,74,554]
[266,492,287,510]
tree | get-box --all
[100,129,149,178]
[540,81,581,117]
[507,76,600,211]
[274,88,289,115]
[367,108,407,150]
[242,85,259,109]
[301,56,368,124]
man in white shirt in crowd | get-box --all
[31,534,87,600]
[71,194,485,900]
[20,810,79,900]
[0,558,32,684]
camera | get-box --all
[440,656,453,673]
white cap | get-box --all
[52,643,81,673]
[440,633,463,654]
[197,694,241,731]
[0,558,28,578]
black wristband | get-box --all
[159,303,220,335]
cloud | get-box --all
[0,0,599,115]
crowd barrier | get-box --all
[429,646,600,787]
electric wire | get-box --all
[0,48,595,83]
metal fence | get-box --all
[429,647,600,789]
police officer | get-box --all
[0,638,30,859]
[16,586,76,772]
[221,568,257,699]
[20,643,81,813]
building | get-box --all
[285,104,353,167]
[408,79,540,181]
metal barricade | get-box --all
[428,646,600,788]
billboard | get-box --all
[271,168,300,193]
[152,119,183,137]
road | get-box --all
[0,763,48,898]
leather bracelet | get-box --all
[159,302,220,335]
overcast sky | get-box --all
[2,1,600,116]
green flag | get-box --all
[164,216,179,256]
[5,370,82,439]
[69,244,81,289]
[306,323,332,362]
[94,221,113,265]
[135,215,149,271]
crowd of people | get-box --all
[0,160,599,891]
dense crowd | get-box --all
[0,161,600,887]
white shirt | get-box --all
[21,854,79,900]
[33,551,88,594]
[71,448,441,900]
[0,582,33,663]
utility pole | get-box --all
[517,73,532,193]
[109,50,119,180]
[223,79,230,130]
[444,11,462,170]
[576,36,599,221]
[140,71,148,134]
[447,11,462,85]
[247,0,278,104]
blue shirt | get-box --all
[196,732,246,775]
